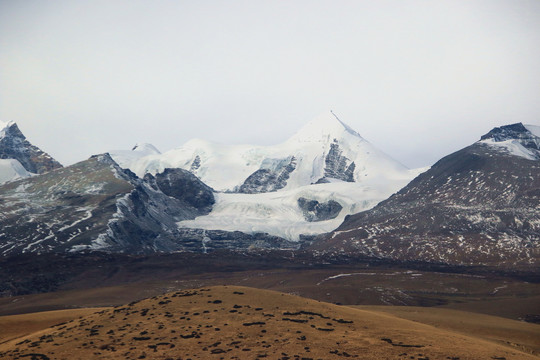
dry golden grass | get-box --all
[352,305,540,356]
[0,308,108,344]
[0,286,537,359]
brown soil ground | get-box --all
[0,286,537,360]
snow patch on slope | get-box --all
[480,138,539,160]
[0,120,15,139]
[0,159,32,183]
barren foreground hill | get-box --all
[0,286,538,360]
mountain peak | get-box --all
[480,123,532,142]
[287,111,364,143]
[479,122,540,160]
[0,121,62,176]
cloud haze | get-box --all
[1,0,539,168]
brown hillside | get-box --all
[352,306,540,356]
[0,308,107,345]
[0,286,537,360]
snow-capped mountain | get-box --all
[310,123,540,267]
[110,112,422,241]
[1,115,537,268]
[111,111,416,193]
[0,120,62,184]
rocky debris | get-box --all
[173,228,298,252]
[0,122,62,174]
[297,197,342,222]
[238,156,297,194]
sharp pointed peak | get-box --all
[287,111,364,143]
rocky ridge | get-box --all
[0,153,294,256]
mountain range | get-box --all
[311,123,540,266]
[0,114,538,268]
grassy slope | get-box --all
[353,305,540,356]
[0,308,108,345]
[0,286,537,360]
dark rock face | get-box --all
[190,155,201,172]
[481,123,540,160]
[100,169,215,254]
[0,122,62,174]
[311,127,540,267]
[480,123,540,152]
[318,142,355,183]
[297,197,342,222]
[238,156,297,194]
[172,229,297,252]
[153,168,215,213]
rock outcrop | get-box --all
[297,197,343,222]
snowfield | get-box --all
[0,159,31,184]
[178,180,415,241]
[111,112,425,241]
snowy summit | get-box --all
[110,112,423,241]
[110,111,415,192]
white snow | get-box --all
[480,138,538,160]
[108,143,161,170]
[110,111,415,192]
[0,121,34,184]
[131,143,161,154]
[0,120,14,138]
[178,180,410,241]
[478,124,540,160]
[107,112,424,241]
[0,159,32,184]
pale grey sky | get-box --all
[1,0,539,168]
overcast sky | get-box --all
[1,0,539,168]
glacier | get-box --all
[110,111,424,241]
